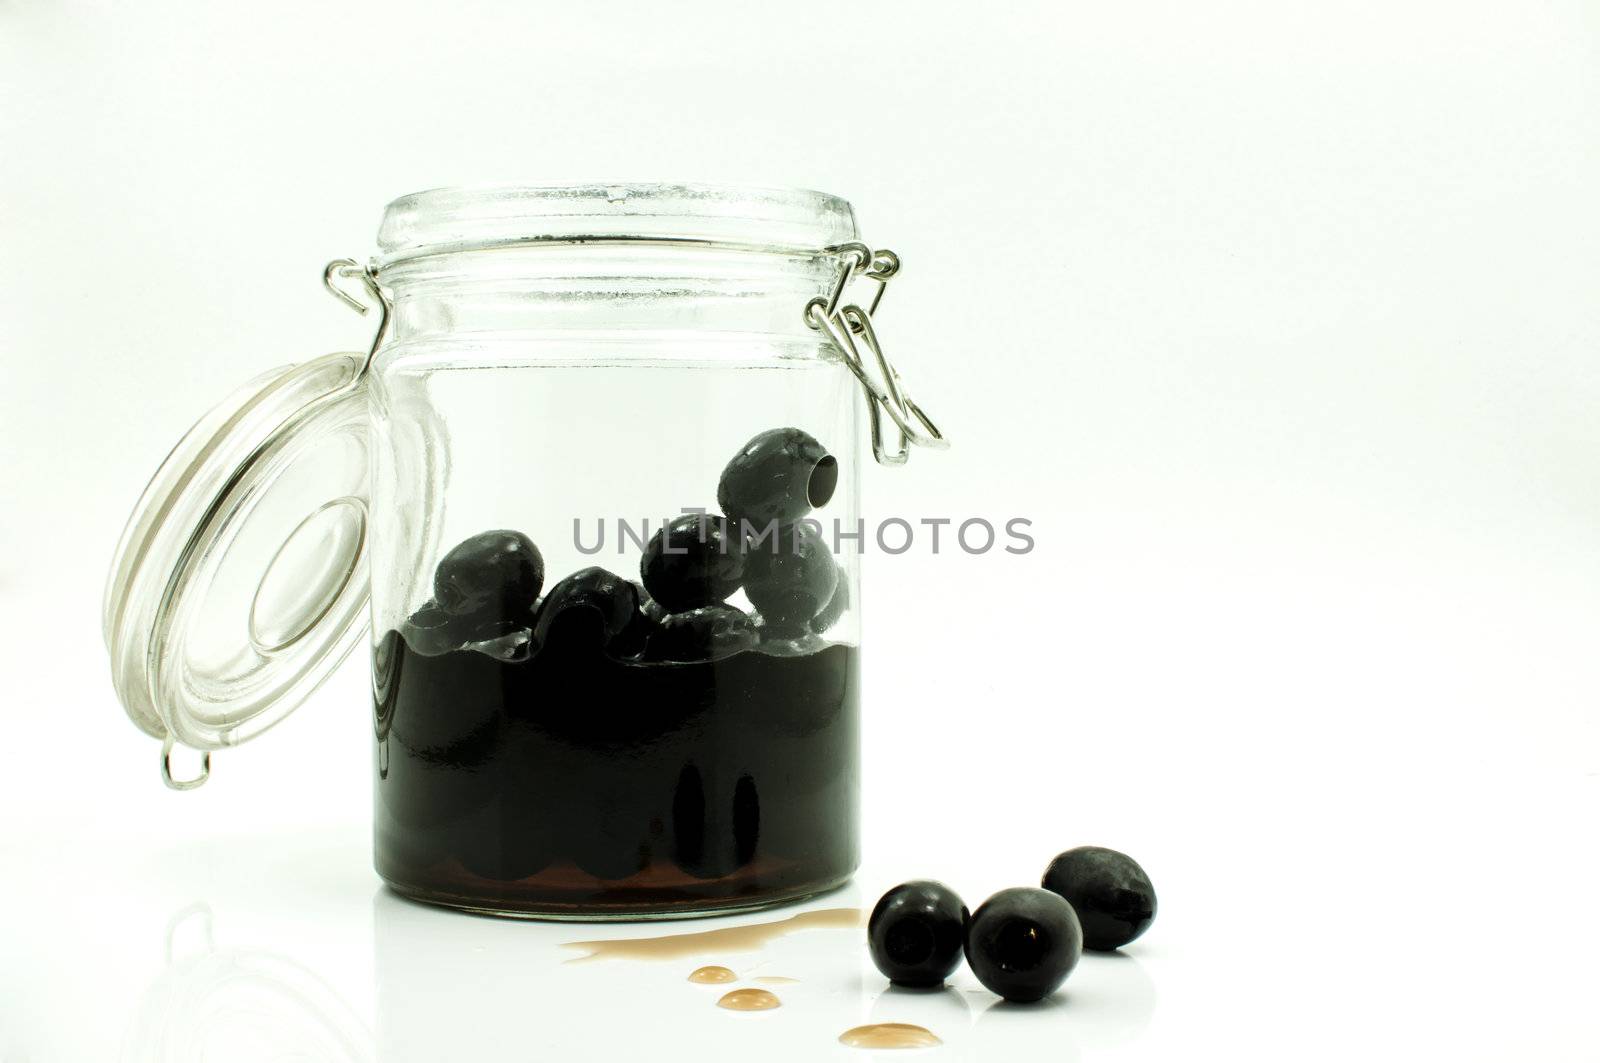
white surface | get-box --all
[3,0,1600,1059]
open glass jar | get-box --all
[103,184,945,919]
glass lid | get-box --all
[373,182,860,266]
[104,352,373,788]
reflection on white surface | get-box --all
[122,903,374,1063]
[0,828,1172,1061]
[371,885,916,1062]
[971,994,1082,1063]
[867,982,978,1022]
[1063,953,1158,1049]
[368,882,1156,1062]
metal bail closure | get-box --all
[805,244,948,466]
[323,258,392,372]
[161,735,211,792]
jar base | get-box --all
[380,870,855,922]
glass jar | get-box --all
[103,183,945,919]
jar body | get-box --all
[366,193,864,917]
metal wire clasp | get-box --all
[161,735,210,791]
[323,259,391,374]
[806,244,947,466]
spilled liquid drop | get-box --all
[561,907,862,963]
[838,1023,942,1049]
[688,965,737,984]
[753,975,800,985]
[717,988,781,1011]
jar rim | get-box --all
[374,182,860,267]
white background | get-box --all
[3,1,1599,1060]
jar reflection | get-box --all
[122,904,373,1063]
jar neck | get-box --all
[374,244,842,344]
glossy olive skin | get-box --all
[744,523,839,633]
[433,530,545,620]
[1042,846,1157,951]
[644,605,759,663]
[809,563,850,635]
[531,567,641,656]
[965,888,1083,1003]
[717,428,838,528]
[614,582,664,659]
[868,881,969,988]
[640,514,747,613]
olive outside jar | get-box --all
[102,183,946,920]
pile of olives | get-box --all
[867,847,1157,1003]
[400,427,846,664]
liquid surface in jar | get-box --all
[687,965,737,983]
[837,1023,942,1049]
[716,988,781,1011]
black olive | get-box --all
[456,726,559,882]
[717,427,837,528]
[605,582,662,661]
[643,604,759,663]
[670,765,760,879]
[809,563,850,635]
[432,530,545,621]
[744,523,838,633]
[1042,846,1157,951]
[868,881,969,988]
[563,763,654,882]
[640,513,747,613]
[531,567,641,657]
[965,887,1083,1003]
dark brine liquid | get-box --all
[372,630,859,916]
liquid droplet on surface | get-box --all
[753,975,800,985]
[688,965,737,983]
[717,988,782,1011]
[561,907,862,963]
[839,1023,942,1049]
